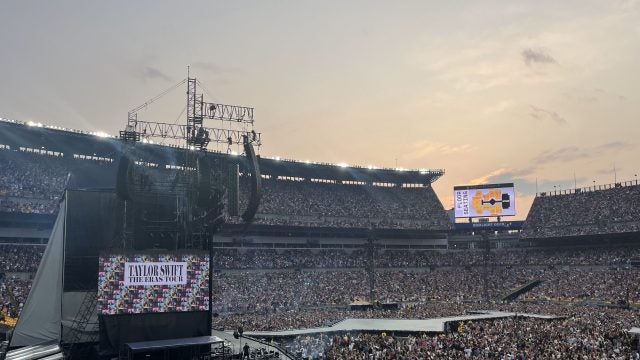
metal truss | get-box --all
[134,120,261,146]
[122,75,259,149]
[203,102,254,124]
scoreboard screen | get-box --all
[454,183,516,218]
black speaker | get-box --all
[227,164,239,217]
[196,156,213,208]
[116,154,132,201]
[241,142,262,222]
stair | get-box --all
[502,279,543,302]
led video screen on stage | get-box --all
[97,253,209,315]
[454,183,516,218]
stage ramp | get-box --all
[245,311,563,338]
[5,341,63,360]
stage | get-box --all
[211,330,294,360]
[244,310,562,338]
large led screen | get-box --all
[97,253,209,315]
[453,183,516,218]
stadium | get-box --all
[0,97,639,359]
[1,2,640,359]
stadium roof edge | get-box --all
[0,118,445,184]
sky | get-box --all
[1,0,639,220]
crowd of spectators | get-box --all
[210,247,640,270]
[523,184,640,238]
[6,147,640,237]
[525,267,639,304]
[0,245,42,320]
[0,198,59,214]
[0,275,31,320]
[211,266,639,318]
[0,245,43,273]
[1,149,451,229]
[244,179,450,230]
[0,152,68,205]
[219,302,640,360]
[0,241,638,324]
[282,306,639,359]
[0,149,114,215]
[0,241,638,358]
[215,302,475,332]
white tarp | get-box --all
[10,200,65,347]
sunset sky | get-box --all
[1,1,639,219]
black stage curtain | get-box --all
[99,311,209,355]
[64,190,122,291]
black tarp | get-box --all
[64,190,122,291]
[99,312,209,355]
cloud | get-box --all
[537,177,587,194]
[533,142,633,165]
[533,146,589,164]
[138,66,172,82]
[596,166,620,175]
[191,62,222,73]
[405,141,474,160]
[469,168,510,185]
[468,167,538,195]
[529,105,567,125]
[469,166,587,195]
[470,167,536,184]
[564,88,630,104]
[521,48,556,66]
[596,141,631,151]
[483,100,514,115]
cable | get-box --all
[196,79,218,103]
[172,104,187,125]
[129,78,187,114]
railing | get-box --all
[537,178,639,197]
[242,336,294,360]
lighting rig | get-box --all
[116,70,262,250]
[120,75,261,151]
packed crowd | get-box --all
[0,152,68,206]
[0,245,43,273]
[210,247,640,270]
[245,179,450,230]
[0,241,638,325]
[0,241,638,359]
[524,267,639,304]
[0,150,115,215]
[282,306,639,359]
[0,245,42,319]
[215,302,476,332]
[0,275,31,320]
[0,149,452,229]
[523,184,640,238]
[212,266,639,321]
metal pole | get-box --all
[367,228,376,304]
[207,225,214,335]
[481,230,490,302]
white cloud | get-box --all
[469,168,509,185]
[405,140,475,160]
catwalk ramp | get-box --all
[244,310,562,338]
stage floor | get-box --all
[212,330,294,360]
[244,310,562,338]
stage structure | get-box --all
[9,72,262,360]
